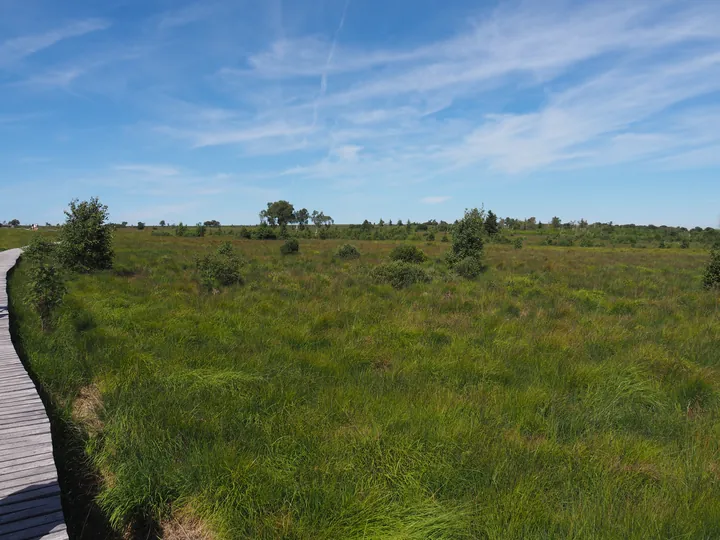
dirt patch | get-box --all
[72,384,104,436]
[161,511,215,540]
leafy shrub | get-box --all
[196,243,243,291]
[703,249,720,289]
[280,238,299,255]
[58,197,114,272]
[371,261,431,289]
[237,227,252,239]
[175,222,188,237]
[454,256,484,279]
[681,239,690,249]
[195,223,206,237]
[513,238,523,249]
[426,231,435,241]
[253,224,277,240]
[26,264,66,331]
[448,208,484,266]
[441,234,449,243]
[389,244,427,263]
[23,237,58,265]
[336,244,360,259]
[137,222,145,230]
[151,230,172,237]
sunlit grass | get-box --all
[5,228,720,538]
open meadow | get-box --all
[3,227,720,538]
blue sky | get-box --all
[1,0,719,227]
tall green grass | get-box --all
[5,228,720,538]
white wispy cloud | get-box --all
[421,196,451,204]
[0,19,109,67]
[115,164,181,176]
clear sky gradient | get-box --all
[1,0,719,227]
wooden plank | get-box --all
[0,484,60,508]
[0,447,54,466]
[0,497,61,525]
[0,510,65,536]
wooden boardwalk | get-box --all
[0,249,68,539]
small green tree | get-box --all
[175,222,188,237]
[58,197,114,272]
[513,238,523,249]
[280,238,299,255]
[448,208,484,266]
[336,244,360,259]
[137,221,145,230]
[159,220,166,227]
[484,210,499,235]
[195,223,206,237]
[27,265,66,331]
[372,261,431,289]
[196,242,243,291]
[23,236,58,265]
[703,248,720,289]
[454,256,484,279]
[24,236,65,331]
[390,244,427,263]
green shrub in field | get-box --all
[681,239,690,249]
[513,238,523,249]
[196,242,244,291]
[23,236,58,265]
[26,264,66,331]
[447,208,484,266]
[175,222,188,237]
[237,227,252,239]
[703,248,720,289]
[24,236,66,331]
[389,244,427,263]
[371,261,431,289]
[150,230,172,237]
[453,256,484,279]
[137,222,145,230]
[280,238,299,255]
[336,243,360,259]
[195,223,206,237]
[441,234,449,243]
[426,231,435,241]
[58,197,114,272]
[253,223,277,240]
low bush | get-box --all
[23,237,58,265]
[703,248,720,289]
[513,238,523,249]
[280,238,299,255]
[237,227,252,239]
[253,224,277,240]
[389,244,427,263]
[336,244,360,259]
[196,242,244,291]
[454,256,484,279]
[371,261,431,289]
[26,264,66,331]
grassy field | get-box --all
[4,228,720,538]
